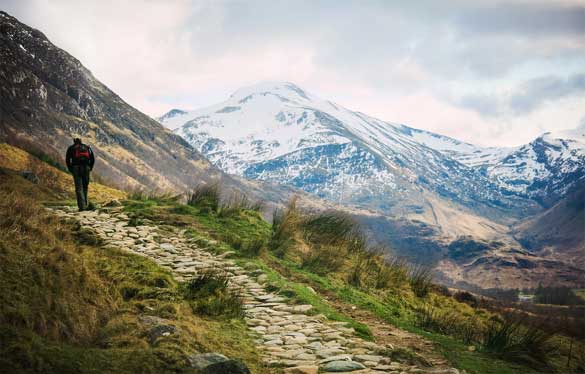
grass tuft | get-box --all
[408,264,433,298]
[187,183,221,213]
[181,269,244,318]
[219,192,264,218]
[481,315,556,368]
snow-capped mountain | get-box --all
[405,124,585,205]
[163,82,546,219]
[402,127,515,168]
[485,127,585,205]
[161,82,584,289]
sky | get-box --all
[2,0,584,147]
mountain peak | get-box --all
[157,108,188,123]
[228,81,313,103]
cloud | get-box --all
[455,2,585,37]
[459,74,585,117]
[1,0,584,147]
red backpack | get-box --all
[73,144,91,163]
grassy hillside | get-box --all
[0,148,267,373]
[0,143,125,203]
[1,144,583,374]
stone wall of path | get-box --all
[50,206,459,374]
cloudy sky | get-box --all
[2,0,584,146]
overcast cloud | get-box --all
[1,0,584,146]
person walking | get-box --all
[65,138,95,211]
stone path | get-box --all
[50,206,460,374]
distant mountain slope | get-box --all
[166,82,539,223]
[513,181,585,269]
[401,127,515,168]
[486,127,585,206]
[0,11,231,192]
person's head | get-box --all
[73,138,81,144]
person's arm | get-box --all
[65,146,73,172]
[88,147,95,170]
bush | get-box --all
[241,238,266,257]
[299,211,366,274]
[181,269,243,318]
[481,315,556,368]
[301,211,366,253]
[534,285,583,305]
[454,291,478,307]
[415,304,481,344]
[218,192,264,218]
[187,183,221,213]
[415,304,460,335]
[270,198,301,257]
[375,254,408,289]
[408,264,433,298]
[301,245,346,275]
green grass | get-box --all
[119,195,579,374]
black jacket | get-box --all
[66,143,95,170]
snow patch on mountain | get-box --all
[167,82,542,216]
[485,129,585,202]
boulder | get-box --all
[322,360,366,372]
[188,352,229,370]
[283,366,319,374]
[145,324,177,345]
[200,359,251,374]
[104,199,122,207]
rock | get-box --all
[291,305,313,313]
[283,335,307,345]
[353,354,384,363]
[139,315,168,326]
[319,354,353,364]
[20,171,40,184]
[373,364,398,371]
[283,366,319,374]
[316,348,346,358]
[294,353,316,361]
[160,243,176,251]
[200,359,251,374]
[322,360,366,372]
[427,369,460,374]
[145,324,177,344]
[104,199,122,207]
[188,352,229,370]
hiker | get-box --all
[65,138,95,211]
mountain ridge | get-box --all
[163,81,584,212]
[163,81,585,289]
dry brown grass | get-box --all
[0,164,269,373]
[0,190,115,344]
[0,142,125,202]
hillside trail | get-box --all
[49,205,460,374]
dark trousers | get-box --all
[71,165,91,211]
